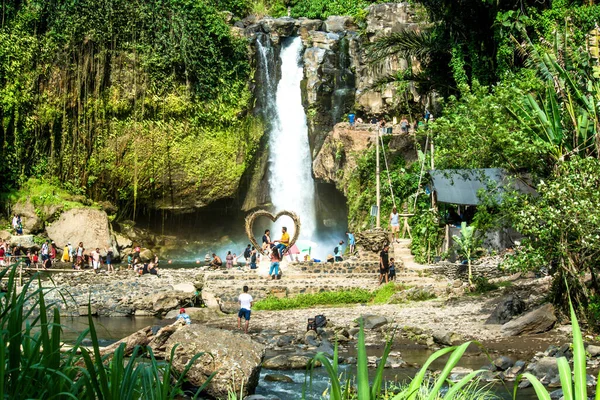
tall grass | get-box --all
[0,265,211,399]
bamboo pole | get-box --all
[376,127,381,228]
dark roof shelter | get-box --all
[429,168,534,205]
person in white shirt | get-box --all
[237,285,254,334]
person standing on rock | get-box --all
[346,231,356,255]
[390,207,400,243]
[268,250,280,279]
[379,245,390,285]
[62,243,70,263]
[50,241,57,263]
[250,246,258,270]
[105,246,114,273]
[237,285,253,334]
[348,112,356,130]
[76,242,84,268]
[41,240,50,263]
[243,244,252,266]
[91,248,101,272]
[226,251,234,269]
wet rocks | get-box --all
[493,356,514,371]
[264,374,294,383]
[360,314,388,329]
[501,303,556,336]
[486,293,526,325]
[165,325,266,399]
[262,354,316,370]
[432,329,460,347]
[525,357,559,384]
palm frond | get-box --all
[365,28,437,64]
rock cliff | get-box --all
[240,3,424,210]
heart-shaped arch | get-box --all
[245,210,301,256]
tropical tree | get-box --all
[452,222,480,286]
[507,30,600,163]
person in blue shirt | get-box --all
[348,113,356,129]
[346,231,356,254]
[176,308,191,325]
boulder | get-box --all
[587,345,600,357]
[365,3,415,40]
[360,315,388,329]
[165,307,223,321]
[486,294,526,325]
[501,303,556,336]
[136,291,193,315]
[114,232,132,249]
[305,330,320,346]
[309,31,340,51]
[172,283,196,293]
[139,248,154,262]
[165,325,265,399]
[13,200,44,234]
[264,374,294,383]
[432,329,460,347]
[0,230,11,240]
[201,290,220,309]
[493,356,514,371]
[323,16,356,33]
[9,234,39,251]
[46,208,119,257]
[262,354,315,370]
[526,357,559,383]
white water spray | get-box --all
[268,37,317,240]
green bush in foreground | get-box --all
[0,265,212,399]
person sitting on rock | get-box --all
[273,226,290,259]
[176,308,191,325]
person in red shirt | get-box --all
[50,242,57,263]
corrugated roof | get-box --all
[429,168,533,205]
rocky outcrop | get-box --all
[501,303,557,336]
[165,325,266,398]
[46,208,119,257]
[354,229,389,254]
[486,293,526,325]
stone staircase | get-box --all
[392,238,416,270]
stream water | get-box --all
[58,316,538,399]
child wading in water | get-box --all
[237,286,253,334]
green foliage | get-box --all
[254,289,373,310]
[410,209,442,264]
[255,284,410,310]
[0,265,212,399]
[505,157,600,320]
[452,222,480,285]
[287,0,377,19]
[0,0,258,215]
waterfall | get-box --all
[267,37,317,240]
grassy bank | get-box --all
[253,283,434,311]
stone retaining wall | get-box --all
[295,260,378,274]
[429,261,507,281]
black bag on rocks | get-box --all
[307,314,327,331]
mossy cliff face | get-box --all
[0,0,261,214]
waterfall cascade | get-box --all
[263,36,317,241]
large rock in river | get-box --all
[46,208,119,257]
[501,303,556,336]
[165,326,265,398]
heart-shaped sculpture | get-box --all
[245,210,301,256]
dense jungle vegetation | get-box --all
[0,0,262,218]
[344,0,600,323]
